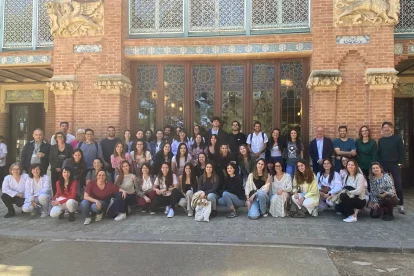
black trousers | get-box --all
[113,192,136,214]
[370,197,398,218]
[0,166,7,189]
[51,169,60,196]
[150,188,184,212]
[335,194,366,217]
[1,193,25,213]
[380,162,403,205]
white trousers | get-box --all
[22,195,50,214]
[50,199,79,217]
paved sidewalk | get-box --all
[0,189,413,253]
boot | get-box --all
[68,212,75,222]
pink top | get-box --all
[111,153,131,170]
[70,140,79,149]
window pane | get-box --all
[137,65,158,130]
[164,64,185,127]
[3,0,33,48]
[130,0,183,34]
[189,0,244,32]
[253,63,274,134]
[251,0,309,30]
[193,64,215,129]
[221,64,244,132]
[37,0,54,47]
[280,60,303,137]
[395,0,414,34]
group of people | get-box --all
[0,118,405,224]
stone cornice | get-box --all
[95,74,132,97]
[306,70,343,90]
[46,75,79,95]
[364,68,399,89]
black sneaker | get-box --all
[58,212,65,220]
[382,214,394,221]
[210,210,217,218]
[4,212,15,218]
[227,212,238,218]
[68,212,75,222]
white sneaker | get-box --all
[167,208,175,218]
[40,213,49,218]
[398,205,405,215]
[141,209,147,213]
[114,213,127,221]
[127,206,131,214]
[165,206,171,214]
[262,212,269,218]
[31,210,37,216]
[84,217,92,225]
[343,215,357,223]
[150,211,156,215]
[187,210,193,217]
[95,213,103,222]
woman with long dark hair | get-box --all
[190,134,205,164]
[63,149,87,198]
[269,161,292,218]
[356,125,377,186]
[149,162,182,217]
[172,142,192,177]
[285,129,304,179]
[238,144,255,187]
[123,130,134,153]
[153,143,173,175]
[50,167,78,222]
[178,163,198,216]
[204,134,220,164]
[136,163,157,211]
[171,129,190,156]
[195,152,207,177]
[291,160,319,218]
[112,160,137,221]
[145,129,154,143]
[266,128,285,164]
[218,162,245,218]
[130,139,152,176]
[198,161,219,218]
[316,158,342,211]
[49,131,73,195]
[111,142,131,177]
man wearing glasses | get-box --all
[228,120,246,154]
[50,121,76,145]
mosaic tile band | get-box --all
[0,55,51,65]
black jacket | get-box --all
[49,143,73,170]
[205,128,228,146]
[152,151,173,175]
[21,140,51,174]
[309,137,334,166]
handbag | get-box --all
[195,200,211,222]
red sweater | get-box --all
[85,180,119,201]
[52,180,78,204]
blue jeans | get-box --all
[286,164,296,179]
[248,190,269,219]
[218,192,245,208]
[80,199,109,218]
[207,193,218,211]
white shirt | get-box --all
[51,133,76,145]
[24,175,51,204]
[2,174,28,197]
[316,138,324,160]
[246,132,268,159]
[0,142,8,167]
[316,172,343,195]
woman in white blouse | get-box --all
[22,163,51,218]
[316,158,343,211]
[269,161,292,217]
[1,163,28,218]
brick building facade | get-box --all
[0,0,413,183]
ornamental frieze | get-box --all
[334,0,400,26]
[95,75,132,97]
[307,70,343,90]
[46,76,79,94]
[46,0,104,37]
[364,68,399,88]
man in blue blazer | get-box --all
[309,127,334,174]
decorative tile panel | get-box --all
[74,44,103,53]
[394,43,404,55]
[125,42,312,56]
[5,90,44,102]
[0,55,51,65]
[336,36,370,45]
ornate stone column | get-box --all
[95,74,132,132]
[307,70,343,138]
[364,68,399,138]
[46,76,79,133]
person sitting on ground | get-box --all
[245,158,271,219]
[269,161,292,218]
[172,143,192,177]
[198,161,220,218]
[149,162,182,218]
[81,170,123,225]
[291,160,319,218]
[85,158,111,186]
[22,163,51,218]
[1,163,28,218]
[335,160,366,223]
[178,163,199,217]
[218,163,245,218]
[216,144,236,189]
[369,162,399,221]
[50,167,78,222]
[316,158,343,212]
[112,161,137,221]
[136,163,157,212]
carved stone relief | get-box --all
[307,70,343,90]
[95,75,132,97]
[46,0,104,37]
[364,68,399,88]
[334,0,400,26]
[46,76,79,95]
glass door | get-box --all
[8,103,45,163]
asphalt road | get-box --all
[0,240,339,276]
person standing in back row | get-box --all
[50,122,76,145]
[100,126,121,181]
[247,121,268,160]
[333,126,356,172]
[377,121,405,215]
[228,120,246,154]
[78,129,103,170]
[205,117,228,146]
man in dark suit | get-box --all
[20,128,50,174]
[204,116,228,146]
[309,127,334,174]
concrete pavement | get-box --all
[0,190,414,253]
[0,241,340,276]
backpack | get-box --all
[249,132,265,144]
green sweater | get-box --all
[377,135,405,164]
[356,139,377,170]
